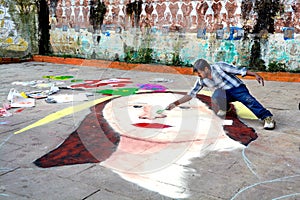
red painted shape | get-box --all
[132,123,172,129]
[15,108,25,113]
[111,83,127,87]
[70,79,132,89]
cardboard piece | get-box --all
[45,93,88,103]
[7,89,35,108]
[11,96,35,108]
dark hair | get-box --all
[193,59,210,72]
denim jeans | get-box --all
[212,84,273,120]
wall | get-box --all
[1,0,299,70]
[47,0,300,70]
[0,0,38,58]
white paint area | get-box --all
[101,93,245,199]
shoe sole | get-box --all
[264,122,276,130]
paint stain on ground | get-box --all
[70,78,132,89]
[34,92,257,168]
[137,83,167,92]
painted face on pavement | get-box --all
[100,92,244,198]
[34,92,254,199]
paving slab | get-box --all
[0,62,299,200]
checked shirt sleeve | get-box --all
[188,78,203,98]
[217,62,247,77]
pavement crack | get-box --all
[76,164,97,175]
[0,167,20,176]
[227,160,238,170]
[81,189,101,200]
[268,107,289,111]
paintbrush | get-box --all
[156,109,165,114]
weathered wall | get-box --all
[48,0,299,70]
[1,0,299,70]
[0,0,38,58]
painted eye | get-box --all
[133,105,143,108]
[179,106,190,110]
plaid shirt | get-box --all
[188,62,248,97]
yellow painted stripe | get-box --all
[14,96,119,134]
[14,90,257,135]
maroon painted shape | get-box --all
[34,102,120,168]
[34,92,257,168]
[196,93,257,145]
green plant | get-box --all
[137,47,153,63]
[171,52,184,66]
[289,69,300,73]
[124,45,136,62]
[124,45,153,64]
[267,61,287,72]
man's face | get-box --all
[195,67,210,79]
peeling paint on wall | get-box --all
[0,2,28,56]
[0,0,299,70]
[44,0,299,70]
[0,0,38,57]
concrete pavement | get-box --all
[0,61,299,200]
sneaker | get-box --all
[263,117,276,130]
[217,107,232,117]
[217,110,227,117]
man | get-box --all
[166,59,276,130]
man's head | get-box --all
[193,59,211,79]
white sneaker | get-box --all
[217,110,227,117]
[263,117,276,130]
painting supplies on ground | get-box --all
[7,88,35,108]
[26,86,60,99]
[45,93,88,103]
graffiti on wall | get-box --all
[0,2,29,54]
[46,0,300,69]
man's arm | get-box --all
[218,62,264,86]
[246,70,264,86]
[165,95,192,110]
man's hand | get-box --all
[255,74,264,86]
[246,71,265,86]
[165,95,192,110]
[165,103,176,110]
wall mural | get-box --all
[47,0,299,70]
[0,0,299,69]
[0,2,29,56]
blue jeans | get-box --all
[212,84,273,120]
